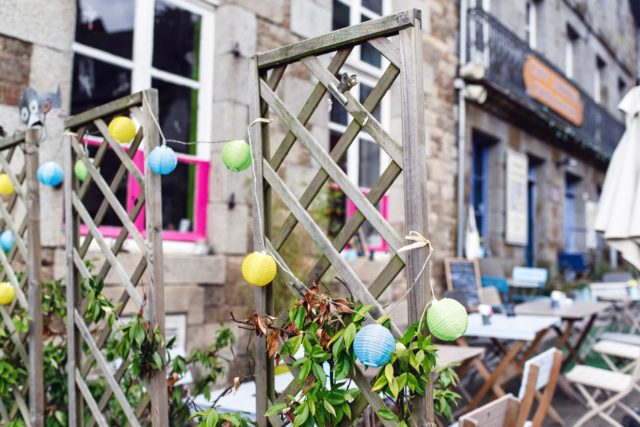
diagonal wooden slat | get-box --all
[269,48,352,170]
[94,119,145,188]
[0,248,27,307]
[300,56,404,167]
[263,162,401,338]
[367,36,401,66]
[11,389,31,427]
[0,200,29,260]
[72,193,144,308]
[0,307,29,362]
[272,62,400,252]
[74,310,142,427]
[75,370,110,427]
[259,81,405,258]
[0,154,27,201]
[71,138,147,252]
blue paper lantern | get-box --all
[353,324,395,368]
[148,145,178,175]
[37,162,64,187]
[0,231,14,252]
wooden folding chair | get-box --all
[457,349,562,427]
[565,346,640,426]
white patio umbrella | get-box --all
[594,86,640,270]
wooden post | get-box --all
[249,57,275,427]
[399,12,434,425]
[142,89,169,427]
[63,131,82,426]
[25,128,44,426]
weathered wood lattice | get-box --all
[0,129,44,426]
[249,10,431,426]
[63,90,168,426]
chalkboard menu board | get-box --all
[444,258,481,308]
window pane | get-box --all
[358,138,380,188]
[360,16,382,67]
[71,54,131,114]
[333,0,350,30]
[359,83,381,121]
[330,130,347,171]
[362,0,383,14]
[330,94,348,126]
[160,161,195,232]
[75,0,134,58]
[153,0,202,79]
[83,143,130,227]
[152,78,198,154]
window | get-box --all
[564,174,581,252]
[329,0,390,253]
[525,1,537,49]
[471,139,489,243]
[469,0,491,66]
[594,55,607,104]
[72,0,214,241]
[565,24,579,79]
[618,77,627,99]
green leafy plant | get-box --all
[239,285,460,426]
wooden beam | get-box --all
[256,9,420,69]
[64,91,144,129]
[0,131,26,151]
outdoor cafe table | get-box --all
[456,313,561,411]
[514,299,611,369]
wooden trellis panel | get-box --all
[250,9,431,426]
[0,128,44,426]
[63,90,168,426]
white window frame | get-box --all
[565,39,574,79]
[525,0,537,49]
[73,0,215,160]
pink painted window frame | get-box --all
[79,136,209,242]
[346,188,389,253]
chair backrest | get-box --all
[603,272,633,282]
[459,394,520,427]
[517,349,562,427]
[590,282,629,300]
[481,276,509,294]
[512,267,548,288]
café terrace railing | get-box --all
[466,7,625,160]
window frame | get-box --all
[470,140,489,242]
[525,0,537,49]
[72,0,215,242]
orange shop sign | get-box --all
[523,55,584,126]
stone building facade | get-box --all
[0,0,636,363]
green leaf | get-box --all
[282,335,301,356]
[371,375,388,391]
[323,400,336,417]
[343,402,351,419]
[294,403,309,427]
[299,360,312,384]
[353,304,373,322]
[205,408,219,427]
[135,325,145,346]
[332,335,344,359]
[343,323,356,350]
[294,306,306,330]
[376,408,398,421]
[265,403,288,416]
[312,363,326,385]
[384,364,394,385]
[152,352,163,370]
[389,377,399,399]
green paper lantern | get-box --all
[427,298,468,341]
[74,160,89,181]
[222,140,251,172]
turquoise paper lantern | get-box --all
[221,140,251,172]
[148,145,177,175]
[353,324,395,368]
[427,298,469,341]
[0,230,14,252]
[37,162,64,187]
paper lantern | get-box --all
[353,324,395,368]
[0,282,15,305]
[427,298,469,341]
[241,251,277,286]
[222,140,251,172]
[0,174,14,195]
[148,145,178,175]
[108,116,137,144]
[37,162,64,187]
[0,231,14,252]
[74,160,89,181]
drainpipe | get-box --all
[456,0,468,257]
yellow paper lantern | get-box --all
[0,174,14,196]
[108,116,137,144]
[0,282,15,305]
[242,251,277,286]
